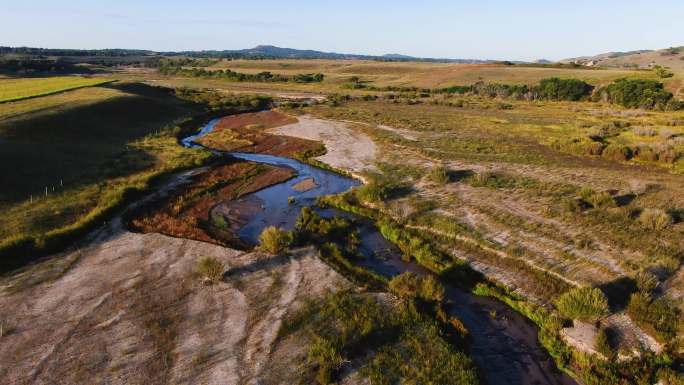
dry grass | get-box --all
[205,59,656,88]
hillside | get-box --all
[563,46,684,70]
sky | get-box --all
[2,0,683,61]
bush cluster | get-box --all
[627,292,680,342]
[638,208,673,230]
[283,290,477,385]
[555,287,609,321]
[388,272,445,302]
[593,78,680,110]
[258,226,293,254]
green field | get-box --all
[0,76,114,103]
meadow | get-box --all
[0,76,114,103]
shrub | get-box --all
[552,137,605,156]
[638,208,672,230]
[595,78,675,110]
[388,272,445,303]
[427,165,450,185]
[197,257,224,283]
[258,226,293,254]
[653,65,674,79]
[357,173,408,202]
[579,187,615,208]
[555,287,609,321]
[307,337,343,384]
[601,144,633,161]
[533,77,594,101]
[635,145,658,161]
[634,270,659,294]
[627,292,680,342]
[654,144,681,164]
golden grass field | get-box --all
[0,76,113,103]
[206,59,665,88]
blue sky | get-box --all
[3,0,683,61]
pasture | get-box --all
[0,76,114,103]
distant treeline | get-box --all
[0,58,89,74]
[0,46,154,57]
[352,77,681,110]
[158,65,324,83]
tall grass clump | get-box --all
[555,287,609,321]
[197,256,224,283]
[601,144,633,161]
[638,208,672,230]
[258,226,293,254]
[427,165,450,185]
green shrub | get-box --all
[258,226,293,254]
[357,173,406,202]
[197,257,224,283]
[601,144,633,161]
[307,337,343,384]
[638,208,672,230]
[533,77,594,101]
[627,292,680,342]
[388,272,445,302]
[552,137,605,156]
[653,65,674,79]
[595,78,675,110]
[555,287,609,321]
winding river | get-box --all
[183,116,578,385]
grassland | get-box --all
[0,76,114,103]
[205,59,662,88]
[0,82,235,271]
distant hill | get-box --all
[1,45,492,64]
[561,46,684,70]
[172,45,491,63]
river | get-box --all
[183,116,578,385]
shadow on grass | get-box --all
[0,82,197,203]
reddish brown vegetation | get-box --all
[201,110,322,156]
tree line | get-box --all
[158,65,324,83]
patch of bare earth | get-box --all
[267,114,376,173]
[0,171,351,385]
